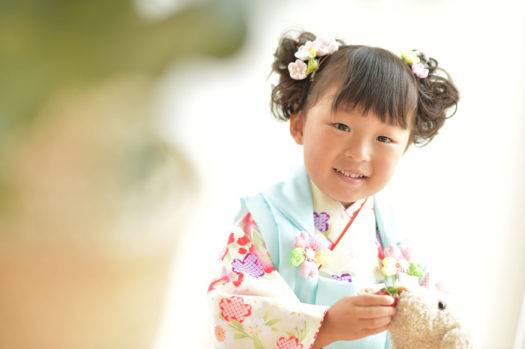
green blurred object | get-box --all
[0,0,247,204]
[0,0,246,132]
[0,1,247,348]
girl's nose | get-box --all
[344,139,370,162]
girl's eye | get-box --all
[377,136,392,143]
[334,123,350,132]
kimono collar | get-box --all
[309,179,366,219]
[262,166,368,234]
[262,166,314,233]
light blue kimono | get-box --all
[240,166,404,349]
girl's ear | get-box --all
[289,112,305,145]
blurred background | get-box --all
[1,0,524,348]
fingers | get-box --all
[360,316,392,330]
[360,323,391,338]
[353,293,395,306]
[357,304,396,319]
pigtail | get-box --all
[270,31,317,121]
[412,53,459,145]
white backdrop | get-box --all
[151,0,525,347]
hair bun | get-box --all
[270,31,318,120]
[412,52,459,145]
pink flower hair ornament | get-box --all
[287,36,340,81]
[402,50,429,79]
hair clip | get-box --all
[288,37,340,80]
[402,50,429,79]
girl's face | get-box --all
[290,89,412,207]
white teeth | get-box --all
[336,168,364,178]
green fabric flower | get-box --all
[290,248,305,267]
[408,262,424,277]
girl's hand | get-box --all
[312,294,396,348]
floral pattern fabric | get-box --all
[208,212,327,349]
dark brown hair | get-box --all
[270,31,459,145]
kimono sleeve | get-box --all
[208,210,328,349]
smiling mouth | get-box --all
[334,168,367,179]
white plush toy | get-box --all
[388,287,473,349]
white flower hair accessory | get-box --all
[287,36,340,81]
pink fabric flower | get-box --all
[300,260,318,279]
[313,36,339,56]
[397,241,411,260]
[411,63,429,78]
[309,233,331,251]
[384,244,402,259]
[292,231,332,279]
[288,59,307,80]
[294,231,310,249]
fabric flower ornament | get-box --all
[378,242,425,296]
[381,257,398,276]
[402,50,420,65]
[288,35,340,80]
[313,36,340,56]
[290,231,333,279]
[412,63,429,78]
[402,50,430,79]
[288,59,307,80]
[294,41,317,60]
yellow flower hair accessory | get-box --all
[402,50,429,79]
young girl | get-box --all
[208,31,459,349]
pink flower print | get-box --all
[314,211,330,232]
[215,325,226,342]
[276,336,303,349]
[241,213,258,235]
[207,275,231,293]
[208,266,233,293]
[219,296,252,322]
[300,259,318,279]
[231,253,264,278]
[236,235,250,246]
[249,243,275,274]
[232,273,244,287]
[412,63,429,78]
[220,232,236,260]
[288,59,307,80]
[377,245,385,260]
